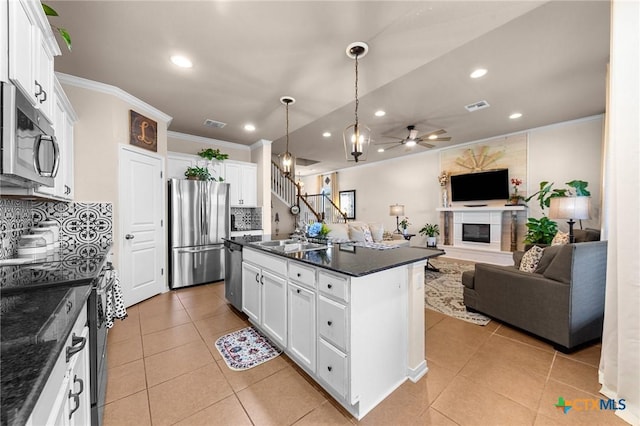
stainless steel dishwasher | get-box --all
[224,240,243,310]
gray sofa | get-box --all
[462,240,608,352]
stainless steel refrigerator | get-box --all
[168,178,230,289]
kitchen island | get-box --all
[228,236,443,420]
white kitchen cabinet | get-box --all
[7,0,59,122]
[36,77,76,200]
[242,248,287,347]
[225,161,257,206]
[287,282,316,373]
[167,151,225,181]
[27,301,90,426]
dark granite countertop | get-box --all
[227,235,444,277]
[0,243,111,426]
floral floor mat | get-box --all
[425,259,491,326]
[215,326,282,371]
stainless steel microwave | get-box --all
[1,82,59,188]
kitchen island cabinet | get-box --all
[237,240,442,419]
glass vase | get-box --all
[442,188,448,207]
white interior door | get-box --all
[119,145,165,307]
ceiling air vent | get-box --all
[203,119,227,128]
[465,100,490,112]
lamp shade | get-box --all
[549,196,590,220]
[389,204,405,216]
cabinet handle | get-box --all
[39,90,47,104]
[34,81,43,97]
[327,366,333,372]
[296,289,301,294]
[255,273,260,283]
[327,284,333,289]
[68,376,84,419]
[297,273,301,277]
[260,275,264,285]
[66,334,86,362]
[327,320,333,326]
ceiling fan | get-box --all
[376,125,451,151]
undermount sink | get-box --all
[251,240,327,253]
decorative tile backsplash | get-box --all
[0,199,34,260]
[0,199,113,259]
[231,207,262,231]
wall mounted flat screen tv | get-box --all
[450,169,509,202]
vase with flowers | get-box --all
[509,178,524,205]
[399,217,411,235]
[438,171,449,207]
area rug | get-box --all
[215,326,282,370]
[425,259,491,326]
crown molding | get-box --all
[251,139,273,149]
[167,131,250,151]
[55,72,173,124]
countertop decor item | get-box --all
[184,166,211,181]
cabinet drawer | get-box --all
[288,262,316,289]
[244,248,287,276]
[318,295,348,352]
[318,271,348,302]
[318,338,348,399]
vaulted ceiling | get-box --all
[50,1,610,175]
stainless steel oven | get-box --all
[1,82,60,188]
[88,261,114,426]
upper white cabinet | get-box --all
[225,161,257,207]
[7,0,60,123]
[166,151,225,181]
[37,77,76,200]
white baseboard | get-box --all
[439,245,514,265]
[408,360,428,383]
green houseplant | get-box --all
[197,148,229,161]
[184,166,211,181]
[419,223,440,247]
[523,180,590,245]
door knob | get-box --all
[125,234,135,240]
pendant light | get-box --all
[343,41,371,163]
[279,96,295,176]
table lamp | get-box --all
[549,196,590,243]
[389,204,405,233]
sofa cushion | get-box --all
[543,244,574,284]
[534,244,563,274]
[552,231,570,245]
[368,222,384,242]
[349,222,373,243]
[513,251,525,268]
[328,223,350,241]
[519,246,544,272]
[462,270,475,289]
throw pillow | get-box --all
[519,245,544,273]
[363,227,374,243]
[348,222,370,242]
[534,244,563,274]
[368,223,384,242]
[327,223,350,241]
[552,231,570,246]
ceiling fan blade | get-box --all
[417,142,435,149]
[374,141,402,146]
[431,137,451,142]
[426,129,447,137]
[380,143,404,151]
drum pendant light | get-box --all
[343,42,371,163]
[279,96,295,176]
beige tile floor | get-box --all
[103,281,626,426]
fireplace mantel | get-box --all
[436,205,526,257]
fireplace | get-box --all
[462,223,490,243]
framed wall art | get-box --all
[129,110,158,152]
[339,190,356,220]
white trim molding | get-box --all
[56,73,173,125]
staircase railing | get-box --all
[302,193,348,224]
[271,161,322,223]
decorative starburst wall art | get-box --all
[455,146,504,171]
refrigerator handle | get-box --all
[203,185,209,236]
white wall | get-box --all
[167,131,251,162]
[302,115,605,242]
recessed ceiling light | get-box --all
[377,148,385,153]
[322,132,331,138]
[244,123,256,131]
[509,112,523,119]
[170,55,193,68]
[374,110,386,117]
[470,68,487,79]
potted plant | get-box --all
[197,148,229,161]
[184,166,211,181]
[399,217,411,235]
[509,178,525,205]
[419,223,440,247]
